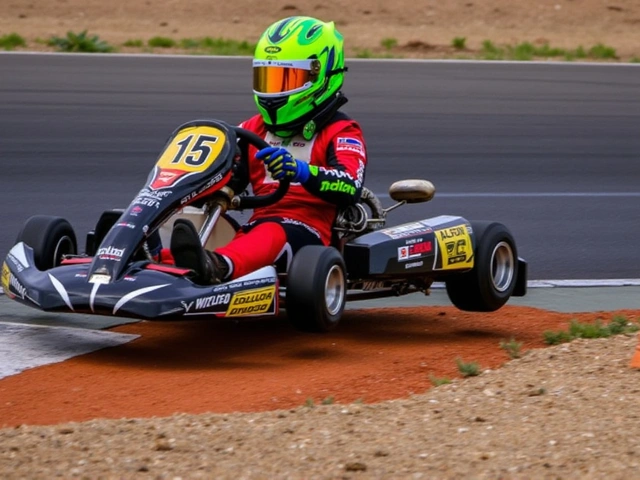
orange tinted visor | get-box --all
[253,65,315,94]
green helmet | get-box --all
[253,16,347,138]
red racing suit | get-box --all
[215,111,368,279]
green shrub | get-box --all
[544,316,638,345]
[123,39,143,48]
[381,37,398,50]
[199,37,255,55]
[499,337,523,359]
[543,329,572,345]
[0,33,26,50]
[148,36,176,48]
[48,30,113,53]
[429,375,452,386]
[451,37,467,50]
[589,43,617,59]
[456,358,481,377]
[480,40,504,60]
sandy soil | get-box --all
[1,0,640,60]
[1,306,640,478]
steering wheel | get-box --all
[232,126,290,209]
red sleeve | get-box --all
[304,120,367,206]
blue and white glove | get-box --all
[255,146,310,183]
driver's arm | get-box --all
[303,129,367,206]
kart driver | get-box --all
[168,16,368,284]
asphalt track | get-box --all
[1,54,639,280]
[0,53,639,395]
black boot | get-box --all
[170,219,229,284]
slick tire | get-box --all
[16,215,77,271]
[445,221,518,312]
[286,246,347,333]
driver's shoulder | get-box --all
[238,114,265,133]
[317,112,365,142]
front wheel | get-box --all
[16,215,77,271]
[285,246,347,333]
[445,221,518,312]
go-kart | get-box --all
[2,119,527,332]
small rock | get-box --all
[345,461,367,471]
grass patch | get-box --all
[123,39,143,48]
[631,57,640,63]
[543,315,639,345]
[452,37,467,50]
[321,396,335,405]
[381,37,398,50]
[148,36,176,48]
[456,358,481,377]
[479,39,620,62]
[499,337,523,359]
[589,43,617,59]
[47,30,113,53]
[0,33,26,50]
[175,37,256,55]
[429,375,452,386]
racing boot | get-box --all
[170,219,229,284]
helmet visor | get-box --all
[253,59,319,96]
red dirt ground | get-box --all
[1,305,638,428]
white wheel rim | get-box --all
[53,235,74,266]
[490,241,514,293]
[324,264,345,316]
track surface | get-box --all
[1,55,639,279]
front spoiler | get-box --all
[1,243,279,320]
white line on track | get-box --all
[2,51,640,67]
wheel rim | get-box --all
[53,235,74,267]
[324,264,345,316]
[490,241,514,293]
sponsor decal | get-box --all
[75,272,88,278]
[180,172,223,205]
[355,159,365,187]
[123,276,136,282]
[89,274,111,284]
[319,180,356,196]
[397,240,433,261]
[405,260,424,270]
[134,197,161,209]
[1,262,10,294]
[97,246,125,261]
[381,222,432,240]
[116,222,136,229]
[264,45,281,54]
[281,218,321,239]
[226,286,275,317]
[130,205,143,216]
[435,225,474,269]
[3,266,27,299]
[336,137,365,156]
[7,254,24,272]
[195,293,231,311]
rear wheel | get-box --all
[16,215,77,271]
[286,246,347,332]
[445,221,518,312]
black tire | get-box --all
[16,215,77,271]
[286,246,347,333]
[445,221,518,312]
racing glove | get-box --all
[255,146,310,183]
